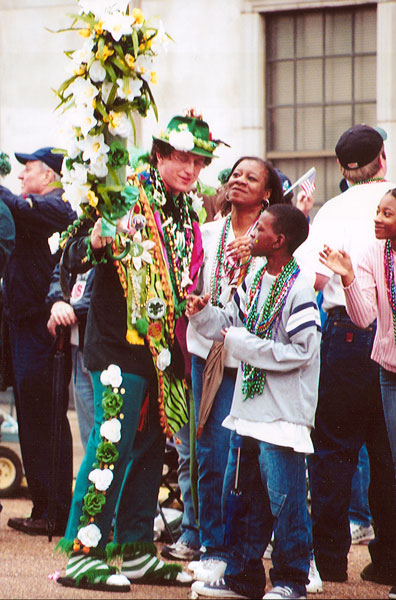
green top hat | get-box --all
[153,115,224,158]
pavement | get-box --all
[0,392,392,599]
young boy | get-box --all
[186,204,321,600]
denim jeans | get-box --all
[349,444,371,528]
[71,345,94,451]
[191,354,237,560]
[173,413,200,549]
[309,310,396,580]
[380,367,396,473]
[223,432,311,599]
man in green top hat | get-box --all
[56,111,225,593]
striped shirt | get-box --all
[190,269,321,427]
[344,239,396,373]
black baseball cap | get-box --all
[15,147,64,175]
[335,125,386,170]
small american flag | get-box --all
[299,169,316,197]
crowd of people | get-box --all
[1,116,396,600]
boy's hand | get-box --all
[319,245,355,286]
[186,293,210,317]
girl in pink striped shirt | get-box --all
[320,187,396,482]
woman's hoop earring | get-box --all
[262,199,269,210]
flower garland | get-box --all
[242,258,300,399]
[55,0,169,220]
[70,364,125,555]
[384,239,396,344]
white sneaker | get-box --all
[191,578,248,598]
[263,585,306,599]
[306,558,323,594]
[188,560,202,573]
[192,558,227,583]
[350,522,375,545]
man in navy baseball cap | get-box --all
[15,146,64,176]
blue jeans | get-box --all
[174,413,200,549]
[349,444,371,527]
[380,367,396,473]
[223,432,311,599]
[309,310,396,580]
[191,354,237,560]
[71,345,94,451]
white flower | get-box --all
[190,191,203,215]
[79,0,130,19]
[108,111,133,138]
[116,77,143,102]
[102,13,134,42]
[150,21,169,54]
[62,182,91,212]
[88,152,109,178]
[68,77,99,107]
[100,418,122,443]
[79,133,109,163]
[131,231,155,270]
[89,60,107,83]
[62,162,88,186]
[134,55,154,82]
[156,348,171,371]
[69,106,97,137]
[181,272,193,289]
[101,80,114,105]
[65,40,95,77]
[88,468,114,491]
[168,130,195,152]
[77,523,102,548]
[100,364,123,388]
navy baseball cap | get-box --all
[335,125,386,170]
[15,147,64,175]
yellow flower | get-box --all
[96,45,114,62]
[94,21,104,35]
[74,65,87,76]
[126,328,145,345]
[125,54,135,69]
[79,28,91,38]
[87,191,99,207]
[132,8,144,25]
[92,98,97,109]
[150,71,158,84]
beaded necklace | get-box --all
[242,257,300,399]
[210,214,255,307]
[384,239,396,343]
[150,167,196,307]
[351,177,386,187]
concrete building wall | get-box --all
[1,0,395,190]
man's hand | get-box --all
[186,293,210,317]
[91,218,114,250]
[47,301,77,336]
[319,245,355,286]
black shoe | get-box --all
[389,586,396,599]
[361,563,396,586]
[7,516,66,536]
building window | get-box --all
[266,4,377,208]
